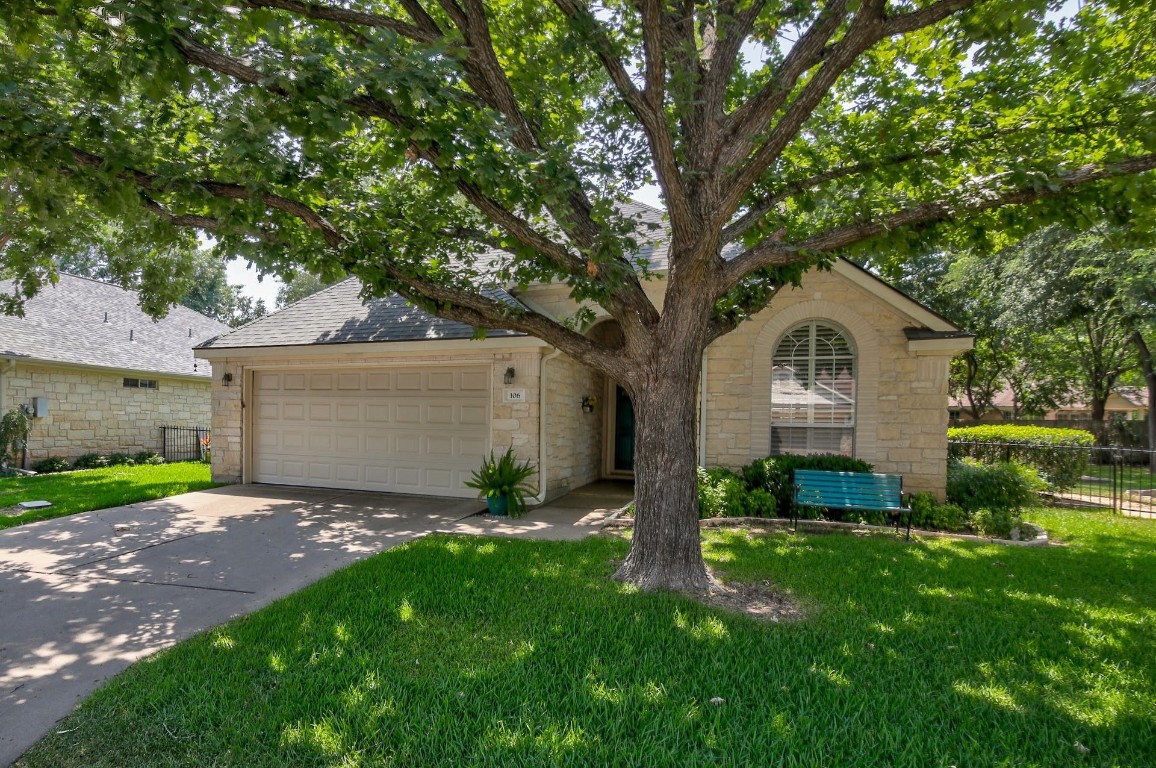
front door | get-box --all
[613,385,635,472]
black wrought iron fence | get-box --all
[949,439,1155,517]
[161,425,209,463]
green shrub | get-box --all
[740,488,778,517]
[948,425,1092,491]
[73,453,110,469]
[32,456,71,474]
[133,451,166,465]
[108,453,136,467]
[741,454,874,517]
[697,467,747,518]
[969,507,1021,539]
[909,491,968,532]
[946,458,1042,514]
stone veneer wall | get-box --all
[703,269,955,497]
[1,361,212,462]
[543,353,604,500]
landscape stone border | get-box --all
[602,511,1050,547]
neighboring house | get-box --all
[950,387,1149,423]
[195,204,973,500]
[948,388,1028,422]
[0,274,229,463]
[1049,388,1149,422]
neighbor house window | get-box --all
[123,378,158,389]
[770,321,855,456]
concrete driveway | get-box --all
[0,485,490,767]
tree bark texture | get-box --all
[613,337,714,593]
[1132,332,1156,471]
[614,296,712,589]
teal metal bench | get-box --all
[792,470,912,539]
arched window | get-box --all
[771,321,856,456]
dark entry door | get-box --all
[613,385,635,472]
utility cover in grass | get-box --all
[17,500,52,509]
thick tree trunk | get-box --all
[1132,332,1156,470]
[613,344,714,593]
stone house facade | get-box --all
[196,255,972,502]
[0,274,228,464]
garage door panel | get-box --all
[427,370,454,390]
[334,431,362,455]
[461,370,488,391]
[253,365,490,497]
[460,405,488,426]
[394,466,422,487]
[424,468,453,490]
[395,404,421,423]
[365,403,391,422]
[460,435,487,455]
[425,434,454,457]
[335,403,361,422]
[396,371,422,390]
[335,463,361,482]
[427,404,454,424]
[281,431,306,451]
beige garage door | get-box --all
[251,366,491,497]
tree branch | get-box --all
[240,0,437,42]
[722,153,1156,285]
[721,116,1122,243]
[719,0,979,224]
[68,147,346,247]
[720,0,851,168]
[551,0,691,222]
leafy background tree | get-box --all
[3,0,1156,591]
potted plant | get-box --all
[466,448,537,517]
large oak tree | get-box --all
[2,0,1155,591]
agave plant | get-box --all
[465,448,537,517]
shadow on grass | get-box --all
[21,520,1156,768]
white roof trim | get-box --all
[194,335,552,361]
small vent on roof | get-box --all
[129,329,135,342]
[188,328,193,337]
[104,311,108,323]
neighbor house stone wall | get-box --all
[544,352,604,500]
[1,361,212,463]
[704,268,955,498]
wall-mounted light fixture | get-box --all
[581,395,597,413]
[503,366,516,385]
[222,372,234,387]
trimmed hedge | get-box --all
[948,424,1093,492]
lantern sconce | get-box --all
[503,366,516,385]
[581,395,597,413]
[222,372,234,387]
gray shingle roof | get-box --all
[0,274,229,377]
[198,279,523,350]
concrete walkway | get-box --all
[0,481,632,767]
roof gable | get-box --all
[0,274,228,377]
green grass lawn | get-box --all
[0,462,219,529]
[1074,463,1154,495]
[19,508,1155,767]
